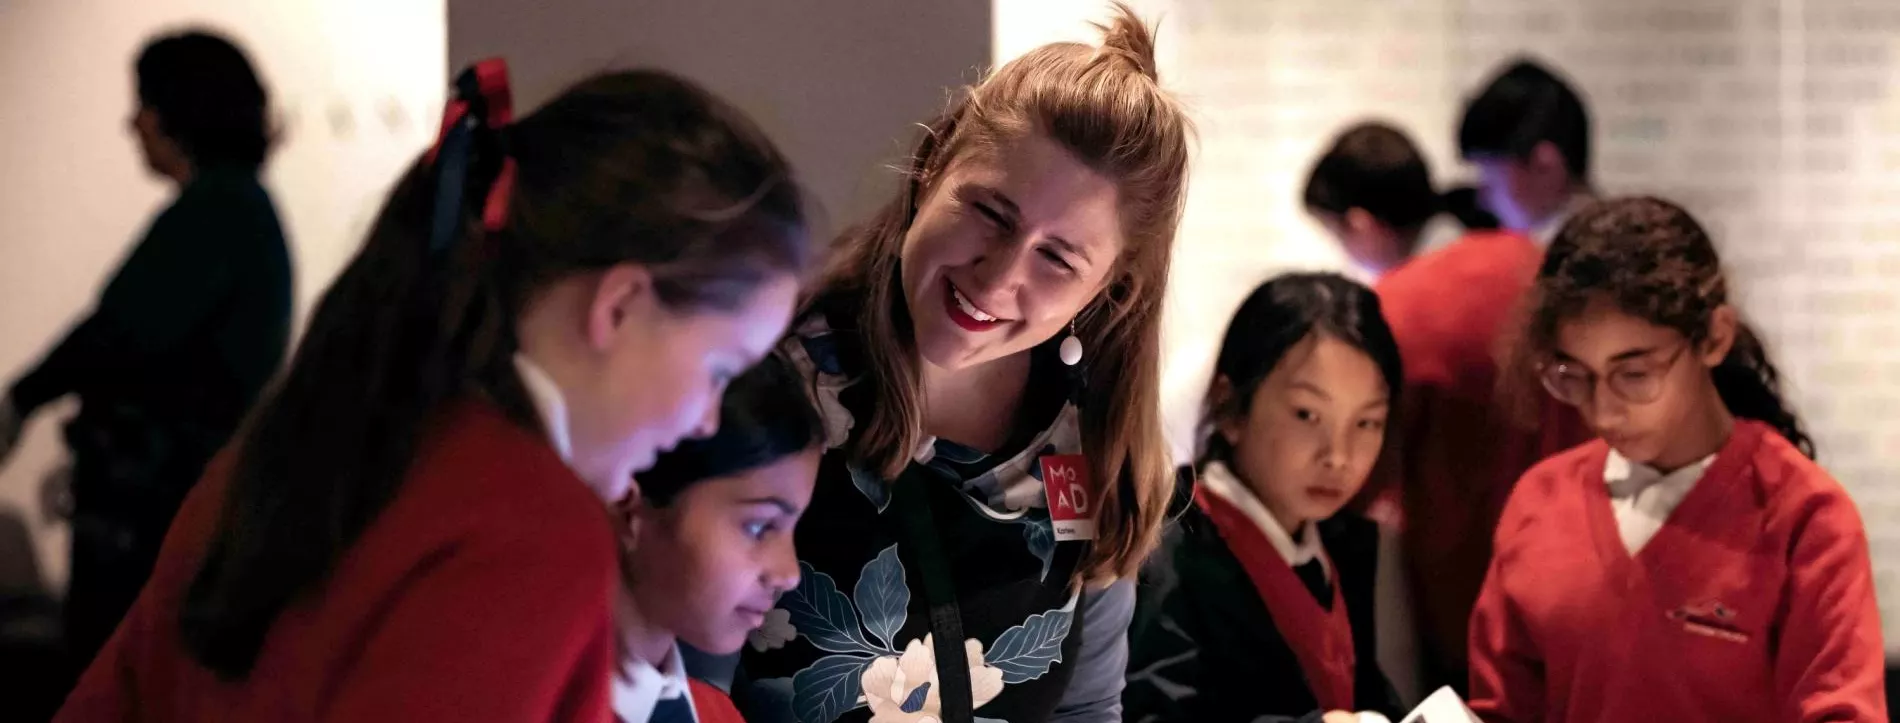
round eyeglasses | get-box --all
[1538,343,1690,407]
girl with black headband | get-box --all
[55,60,816,721]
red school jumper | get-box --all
[55,399,622,723]
[1468,420,1887,723]
[1372,229,1591,683]
[688,680,746,723]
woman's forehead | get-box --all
[943,133,1124,251]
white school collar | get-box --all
[1529,193,1596,246]
[513,354,575,464]
[612,641,695,723]
[1603,448,1717,496]
[1199,462,1328,578]
[514,354,634,503]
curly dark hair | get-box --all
[1512,196,1814,458]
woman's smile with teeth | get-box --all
[952,283,1002,322]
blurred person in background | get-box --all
[1457,59,1596,245]
[0,29,292,684]
[53,62,814,722]
[1302,121,1475,279]
[1305,115,1588,698]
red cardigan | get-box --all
[1469,420,1887,722]
[689,679,745,723]
[1372,230,1590,679]
[55,399,621,722]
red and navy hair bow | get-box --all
[425,58,516,253]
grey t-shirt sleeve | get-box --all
[1048,577,1137,722]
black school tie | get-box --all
[1294,559,1333,610]
[647,696,694,723]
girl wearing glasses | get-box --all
[1467,197,1886,722]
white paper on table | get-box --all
[1398,686,1481,723]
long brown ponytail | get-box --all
[180,69,813,678]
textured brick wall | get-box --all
[1144,0,1900,649]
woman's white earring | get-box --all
[1059,319,1083,366]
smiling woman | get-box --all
[722,4,1190,723]
[902,132,1126,379]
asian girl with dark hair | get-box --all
[1127,273,1404,723]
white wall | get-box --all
[1003,0,1900,651]
[0,0,445,590]
[994,0,1361,462]
[449,0,992,241]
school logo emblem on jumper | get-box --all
[1668,600,1747,643]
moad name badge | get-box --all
[1039,454,1096,541]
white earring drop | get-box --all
[1059,318,1083,366]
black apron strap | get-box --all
[892,468,975,723]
